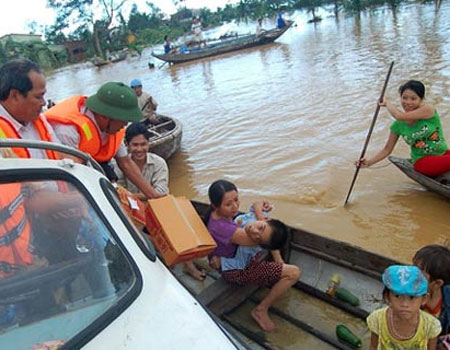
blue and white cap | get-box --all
[382,265,428,296]
[130,79,142,88]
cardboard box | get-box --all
[116,185,147,231]
[145,195,216,266]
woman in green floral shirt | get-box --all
[358,80,450,177]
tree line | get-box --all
[0,0,443,68]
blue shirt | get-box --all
[277,14,286,28]
[221,245,262,271]
[220,206,268,271]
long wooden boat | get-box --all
[171,200,400,350]
[151,23,292,64]
[389,155,450,199]
[147,114,183,160]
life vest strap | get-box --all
[0,261,24,274]
[0,193,23,223]
[0,217,27,247]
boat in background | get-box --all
[91,56,110,67]
[91,50,128,67]
[147,114,182,160]
[151,23,292,65]
[389,155,450,199]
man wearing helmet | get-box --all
[45,82,163,199]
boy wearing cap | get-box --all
[367,265,441,350]
[45,82,163,199]
[130,79,158,125]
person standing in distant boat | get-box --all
[256,18,265,36]
[356,80,450,177]
[130,78,158,125]
[191,17,207,47]
[277,12,289,29]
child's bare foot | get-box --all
[251,307,275,332]
[183,261,206,281]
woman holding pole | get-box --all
[356,80,450,177]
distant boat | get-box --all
[147,114,182,160]
[151,23,292,64]
[91,56,110,67]
[91,50,128,67]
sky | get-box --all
[0,0,238,37]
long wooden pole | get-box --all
[158,61,169,69]
[344,61,394,206]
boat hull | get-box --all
[389,155,450,199]
[147,115,182,160]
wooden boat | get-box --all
[172,200,400,350]
[91,50,127,67]
[389,156,450,199]
[151,23,292,64]
[91,56,110,67]
[147,114,183,160]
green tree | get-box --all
[46,0,128,57]
[0,43,7,65]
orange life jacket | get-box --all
[44,95,125,162]
[0,183,33,278]
[0,115,59,159]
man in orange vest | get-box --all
[0,183,33,278]
[0,59,59,160]
[45,82,164,199]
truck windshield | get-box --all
[0,179,136,350]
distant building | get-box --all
[0,33,59,69]
[0,33,42,45]
[64,40,87,62]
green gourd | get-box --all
[336,324,362,348]
[334,287,360,306]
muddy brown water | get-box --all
[47,2,450,264]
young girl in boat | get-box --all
[204,179,300,332]
[413,245,450,349]
[367,265,441,350]
[357,80,450,177]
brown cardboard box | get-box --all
[116,185,146,231]
[145,195,216,266]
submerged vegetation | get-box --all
[0,0,443,68]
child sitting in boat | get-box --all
[413,245,450,349]
[367,265,441,350]
[204,179,300,332]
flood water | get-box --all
[47,1,450,263]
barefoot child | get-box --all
[204,179,300,332]
[367,265,442,350]
[413,245,450,349]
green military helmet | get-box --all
[85,82,143,122]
